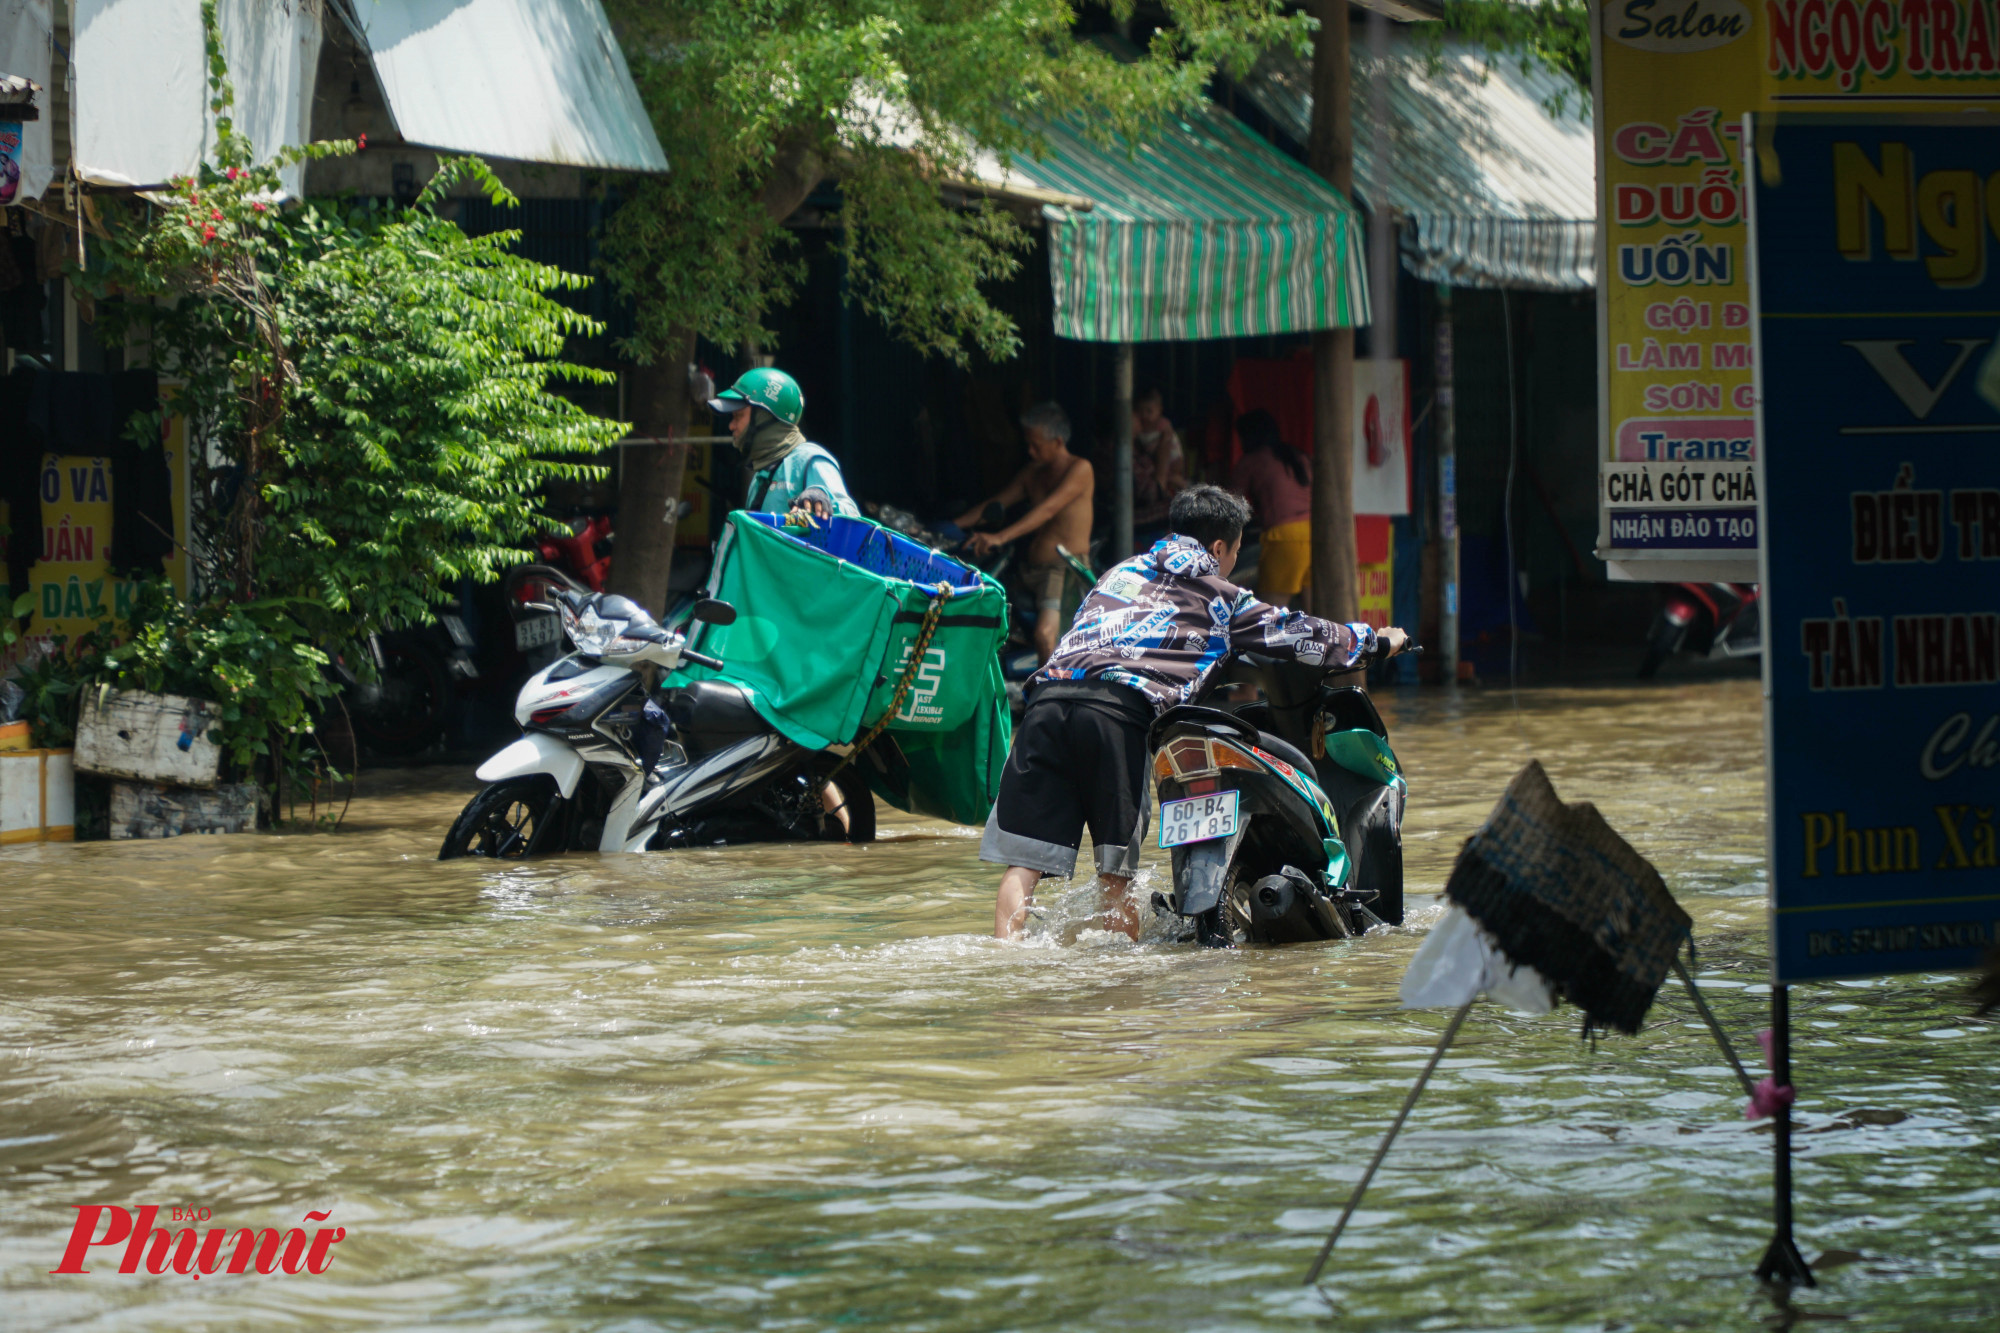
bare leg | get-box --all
[1098,874,1136,939]
[1033,609,1060,664]
[820,781,850,836]
[994,865,1041,939]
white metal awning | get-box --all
[68,0,665,195]
[73,0,320,194]
[1239,32,1596,291]
[341,0,667,174]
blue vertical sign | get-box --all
[1752,116,2000,983]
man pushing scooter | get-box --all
[982,485,1412,940]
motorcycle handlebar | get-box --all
[680,648,724,671]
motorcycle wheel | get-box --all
[354,638,453,756]
[820,764,877,844]
[439,776,561,860]
[1638,612,1691,679]
[1193,903,1234,948]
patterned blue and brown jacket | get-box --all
[1030,535,1376,714]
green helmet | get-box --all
[708,367,803,427]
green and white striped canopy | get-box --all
[989,107,1370,343]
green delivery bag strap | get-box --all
[828,582,952,781]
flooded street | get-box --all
[3,677,1995,1331]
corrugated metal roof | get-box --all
[72,0,319,194]
[1240,32,1595,290]
[347,0,667,174]
[975,106,1369,342]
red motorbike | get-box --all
[1639,582,1762,677]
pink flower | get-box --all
[211,208,224,221]
[226,167,243,181]
[202,225,216,242]
[357,133,367,150]
[252,201,267,213]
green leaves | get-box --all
[1426,2,1591,117]
[599,0,1309,364]
[89,584,337,770]
[72,135,623,789]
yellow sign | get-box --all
[0,416,190,646]
[30,454,118,637]
[1356,558,1393,631]
[1592,0,2000,575]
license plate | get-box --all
[1159,789,1240,849]
[515,614,561,650]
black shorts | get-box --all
[980,681,1152,878]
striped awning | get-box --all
[1238,34,1595,292]
[975,108,1370,343]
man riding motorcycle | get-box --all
[708,367,858,523]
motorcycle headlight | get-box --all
[564,605,626,657]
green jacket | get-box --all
[748,442,859,519]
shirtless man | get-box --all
[956,401,1095,663]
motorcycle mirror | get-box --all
[691,598,738,626]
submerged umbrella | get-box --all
[1443,759,1691,1034]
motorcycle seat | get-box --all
[661,678,768,759]
[1149,703,1260,752]
[596,594,656,626]
[1251,730,1315,777]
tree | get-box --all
[77,42,620,778]
[1432,0,1589,113]
[597,0,1316,614]
[1307,0,1357,626]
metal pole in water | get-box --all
[1672,954,1757,1099]
[1434,285,1459,685]
[1755,984,1815,1286]
[1304,998,1473,1285]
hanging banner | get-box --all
[1752,114,2000,982]
[1591,0,2000,582]
[1353,358,1412,517]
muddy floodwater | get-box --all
[3,678,1996,1331]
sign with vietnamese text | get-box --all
[1592,0,2000,579]
[1752,114,2000,982]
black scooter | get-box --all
[1149,641,1410,946]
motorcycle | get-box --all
[1148,639,1411,947]
[1638,582,1761,677]
[438,569,875,859]
[328,606,481,759]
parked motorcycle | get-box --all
[438,569,875,859]
[1149,639,1411,947]
[1638,582,1761,677]
[329,607,481,758]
